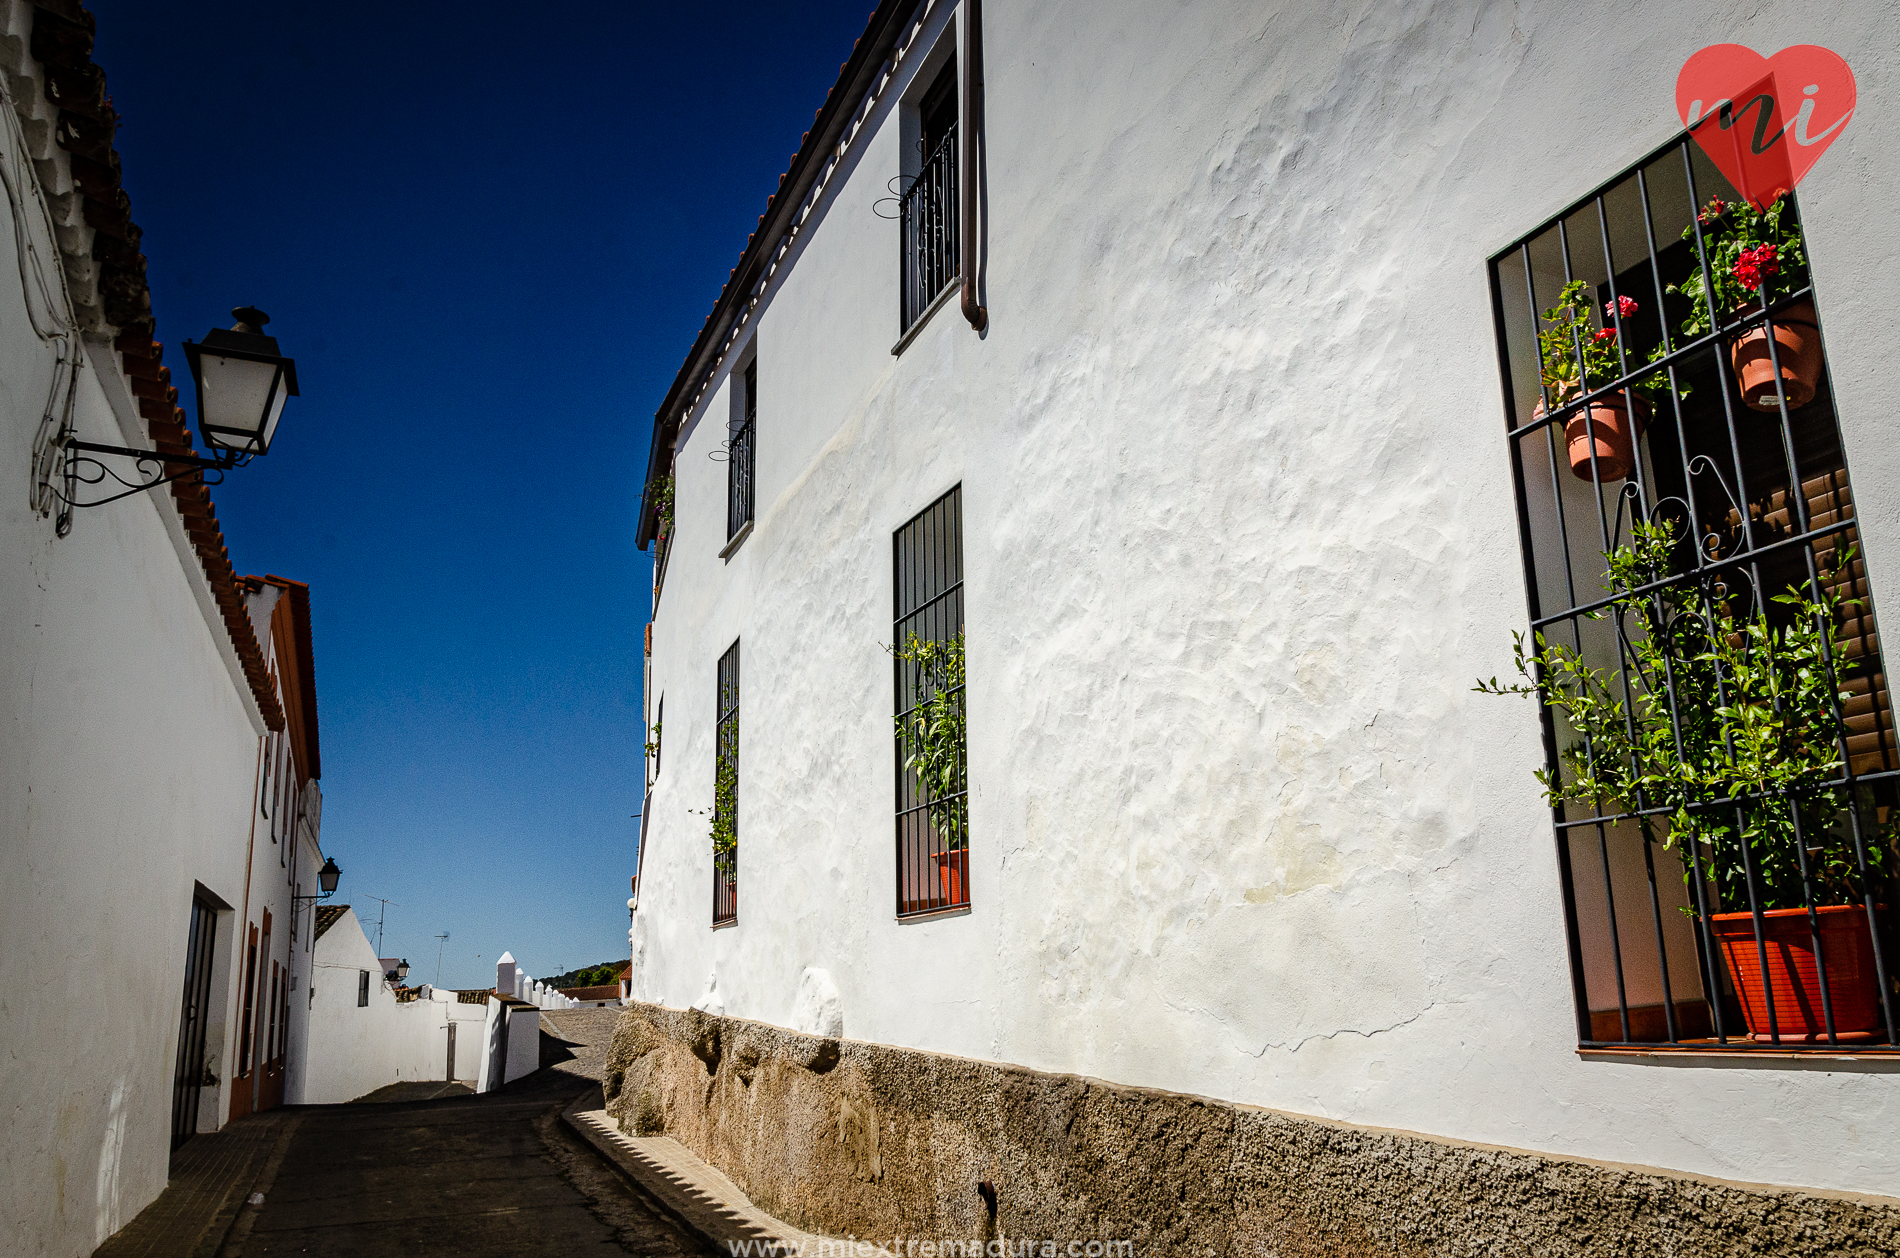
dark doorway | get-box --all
[446,1022,457,1081]
[170,896,219,1150]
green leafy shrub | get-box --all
[890,632,967,851]
[1477,521,1887,911]
[710,750,737,860]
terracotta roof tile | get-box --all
[14,3,284,730]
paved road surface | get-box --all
[106,1008,713,1257]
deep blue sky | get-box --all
[90,1,872,989]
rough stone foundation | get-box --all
[603,1002,1900,1256]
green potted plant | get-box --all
[710,751,737,911]
[1672,194,1820,411]
[891,632,968,905]
[1535,281,1652,482]
[1478,522,1890,1040]
[653,472,676,564]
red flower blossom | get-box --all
[1605,295,1638,322]
[1698,197,1728,226]
[1592,328,1618,345]
[1733,243,1780,292]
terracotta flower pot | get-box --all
[1534,391,1649,483]
[1710,904,1885,1042]
[1730,300,1821,412]
[935,849,968,906]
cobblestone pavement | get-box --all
[95,1010,711,1257]
[93,1110,293,1258]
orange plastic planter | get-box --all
[1533,391,1648,483]
[1710,904,1884,1042]
[935,850,968,907]
[1730,300,1821,412]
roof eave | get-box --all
[637,0,924,542]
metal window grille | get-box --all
[729,361,756,540]
[714,640,740,925]
[238,937,258,1075]
[170,896,218,1149]
[1488,134,1899,1053]
[901,122,959,331]
[357,970,369,1007]
[893,485,967,915]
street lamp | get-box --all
[294,855,342,906]
[387,958,410,984]
[182,307,300,456]
[55,306,300,530]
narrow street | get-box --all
[99,1010,712,1258]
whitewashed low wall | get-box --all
[475,999,544,1093]
[494,952,577,1011]
[294,910,486,1104]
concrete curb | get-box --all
[560,1087,890,1256]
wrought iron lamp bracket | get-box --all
[54,437,250,534]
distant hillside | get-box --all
[542,959,630,991]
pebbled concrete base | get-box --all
[604,1000,1900,1257]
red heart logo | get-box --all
[1677,45,1855,209]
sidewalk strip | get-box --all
[560,1089,891,1257]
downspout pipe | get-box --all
[958,0,987,332]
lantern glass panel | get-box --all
[259,383,289,453]
[199,355,281,452]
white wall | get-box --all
[295,909,485,1104]
[506,1007,539,1081]
[475,1000,544,1092]
[632,0,1900,1200]
[284,816,330,1106]
[0,45,272,1258]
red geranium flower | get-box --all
[1592,328,1618,344]
[1733,243,1780,292]
[1605,295,1638,322]
[1699,197,1728,226]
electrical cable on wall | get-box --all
[0,74,83,535]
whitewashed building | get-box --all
[625,0,1900,1241]
[1,4,332,1255]
[290,906,487,1103]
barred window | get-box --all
[1488,135,1898,1053]
[652,694,663,779]
[893,485,968,916]
[729,360,756,541]
[713,640,740,926]
[901,60,958,331]
[357,970,369,1008]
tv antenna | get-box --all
[361,895,398,956]
[434,933,451,987]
